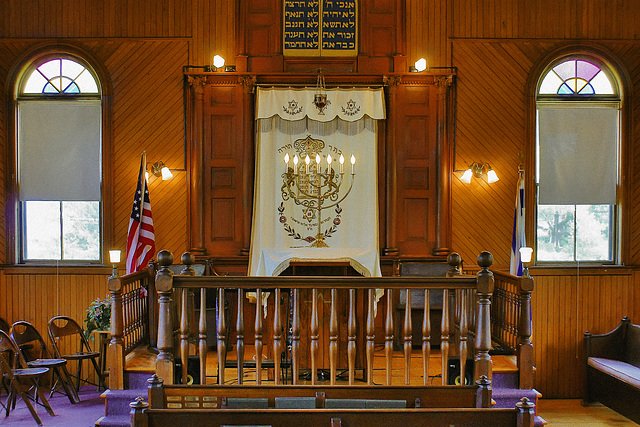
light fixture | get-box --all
[313,69,328,112]
[460,162,499,184]
[109,250,121,277]
[410,58,428,72]
[204,54,226,72]
[146,161,174,181]
[519,247,533,277]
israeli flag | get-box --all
[510,171,526,276]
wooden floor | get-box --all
[125,347,639,425]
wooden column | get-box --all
[474,251,494,383]
[382,76,400,256]
[385,288,394,385]
[433,76,453,256]
[187,76,207,255]
[155,250,175,385]
[518,275,535,389]
[239,76,255,255]
[107,275,124,390]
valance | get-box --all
[256,87,385,122]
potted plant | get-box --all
[84,296,111,340]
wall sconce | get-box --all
[519,247,533,277]
[460,162,499,184]
[410,58,428,72]
[146,161,174,181]
[109,250,121,277]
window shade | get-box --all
[18,100,101,201]
[538,105,617,205]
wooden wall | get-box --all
[1,0,640,398]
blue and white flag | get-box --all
[510,171,526,276]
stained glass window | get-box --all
[23,58,99,94]
[539,59,614,95]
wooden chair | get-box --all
[11,321,79,403]
[47,315,106,394]
[0,330,54,426]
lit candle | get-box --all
[327,154,333,173]
[339,154,345,173]
[293,155,299,173]
[284,153,290,173]
[351,154,356,174]
[315,153,321,174]
[305,154,310,174]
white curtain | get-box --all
[249,87,385,277]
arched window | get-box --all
[536,56,620,264]
[16,56,102,262]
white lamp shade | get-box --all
[460,169,473,184]
[213,55,225,68]
[109,250,121,264]
[519,247,533,263]
[486,169,499,183]
[161,166,173,180]
[414,58,427,72]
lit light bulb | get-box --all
[414,58,427,72]
[460,169,473,184]
[487,169,499,183]
[350,155,356,174]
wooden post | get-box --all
[129,396,148,427]
[422,288,430,386]
[255,288,263,385]
[217,287,227,384]
[107,275,125,390]
[291,288,300,385]
[518,275,535,389]
[274,288,282,385]
[187,77,207,255]
[147,374,164,409]
[474,251,494,383]
[155,250,175,385]
[329,288,338,385]
[516,397,536,427]
[237,288,245,384]
[347,289,356,385]
[446,252,463,277]
[310,288,319,385]
[475,375,492,408]
[441,289,450,385]
[147,261,159,349]
[366,288,375,385]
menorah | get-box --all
[281,151,356,247]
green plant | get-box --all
[84,296,111,339]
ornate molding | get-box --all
[186,76,206,94]
[383,75,402,87]
[434,75,454,88]
[239,75,257,93]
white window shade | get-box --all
[538,105,617,205]
[18,100,101,201]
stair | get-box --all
[492,370,547,426]
[95,372,152,426]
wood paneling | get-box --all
[530,269,640,398]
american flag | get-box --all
[126,153,156,274]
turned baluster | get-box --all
[199,287,207,384]
[403,289,412,385]
[255,288,263,384]
[236,288,245,384]
[385,289,394,385]
[366,288,375,384]
[273,288,282,385]
[474,251,494,382]
[180,287,189,385]
[422,288,430,386]
[329,288,338,385]
[310,288,319,385]
[107,274,124,389]
[217,287,227,384]
[292,288,300,385]
[441,289,450,385]
[347,288,356,385]
[459,289,469,385]
[155,250,175,384]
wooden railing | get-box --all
[491,271,535,389]
[107,263,156,389]
[148,250,496,390]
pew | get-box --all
[128,375,536,427]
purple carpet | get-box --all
[0,386,105,426]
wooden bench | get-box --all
[129,377,536,426]
[584,316,640,424]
